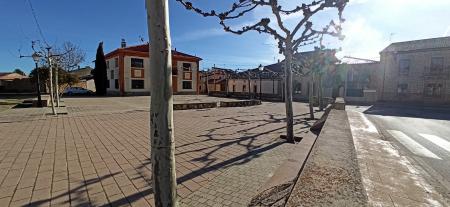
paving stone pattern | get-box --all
[0,96,316,206]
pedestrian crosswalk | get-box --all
[387,130,442,160]
[418,133,450,154]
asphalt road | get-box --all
[348,104,450,198]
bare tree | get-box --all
[176,0,347,142]
[146,0,178,206]
[55,41,86,72]
[54,42,86,104]
[292,47,339,119]
[30,41,86,107]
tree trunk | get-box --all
[309,74,315,120]
[48,57,56,115]
[318,75,324,111]
[248,75,251,99]
[146,0,178,206]
[55,66,60,107]
[284,45,294,143]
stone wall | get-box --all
[380,48,450,104]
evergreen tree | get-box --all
[94,42,108,95]
[13,68,26,76]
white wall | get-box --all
[227,78,280,94]
[106,57,120,92]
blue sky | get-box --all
[1,0,449,74]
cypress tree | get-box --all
[94,42,108,95]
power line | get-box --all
[26,0,49,46]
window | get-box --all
[106,61,109,69]
[399,59,410,75]
[131,58,144,68]
[425,83,442,97]
[106,80,110,88]
[110,70,114,80]
[114,58,119,68]
[115,79,119,89]
[243,85,247,92]
[233,85,236,92]
[397,83,408,95]
[431,57,444,73]
[182,81,192,89]
[183,63,192,71]
[131,80,144,89]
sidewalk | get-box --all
[347,110,448,206]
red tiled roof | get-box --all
[105,43,202,60]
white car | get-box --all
[63,87,93,95]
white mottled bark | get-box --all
[309,73,315,120]
[146,0,178,206]
[48,57,56,115]
[55,64,60,107]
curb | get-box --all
[249,131,319,206]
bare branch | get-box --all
[270,0,290,35]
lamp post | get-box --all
[32,52,43,107]
[258,64,264,100]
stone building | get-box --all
[339,60,383,103]
[380,36,450,104]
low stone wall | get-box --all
[285,109,367,206]
[333,97,346,110]
[209,91,282,101]
[173,102,217,110]
[173,100,262,110]
[219,100,261,107]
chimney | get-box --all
[121,39,126,48]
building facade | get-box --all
[105,43,202,95]
[380,37,450,104]
[0,72,32,93]
[343,61,381,103]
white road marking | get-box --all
[419,133,450,154]
[387,130,442,160]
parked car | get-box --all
[63,87,93,95]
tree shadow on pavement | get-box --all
[25,107,317,207]
[26,172,121,207]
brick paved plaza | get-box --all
[0,96,317,206]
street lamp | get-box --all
[258,64,264,100]
[32,52,43,107]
